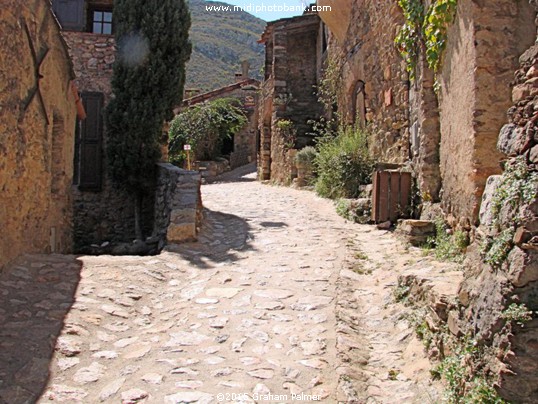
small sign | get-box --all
[244,95,255,108]
[183,144,191,151]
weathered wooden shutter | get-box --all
[79,92,103,191]
[51,0,85,31]
[371,169,412,223]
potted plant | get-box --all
[273,92,293,112]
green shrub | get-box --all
[295,146,317,168]
[314,124,374,199]
[433,337,507,404]
[501,303,534,327]
[168,97,247,165]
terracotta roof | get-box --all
[180,78,259,107]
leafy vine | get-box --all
[395,0,458,80]
[394,0,424,80]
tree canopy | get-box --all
[106,0,191,239]
[106,0,192,193]
[169,98,247,165]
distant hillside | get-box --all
[186,0,266,92]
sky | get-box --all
[210,0,308,21]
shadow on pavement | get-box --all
[0,254,83,403]
[165,208,256,269]
[259,221,288,228]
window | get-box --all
[74,92,104,191]
[51,0,85,31]
[91,10,113,34]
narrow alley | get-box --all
[0,165,451,403]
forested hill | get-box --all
[186,0,266,92]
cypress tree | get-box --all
[106,0,191,240]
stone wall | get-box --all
[438,0,535,227]
[63,32,115,99]
[258,14,324,184]
[456,3,538,400]
[62,31,151,247]
[153,163,203,244]
[258,85,273,180]
[0,0,77,270]
[323,0,409,165]
[409,49,442,202]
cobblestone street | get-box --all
[0,164,445,403]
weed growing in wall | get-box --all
[275,119,297,150]
[317,54,342,112]
[425,219,468,263]
[501,303,534,327]
[490,156,538,227]
[482,156,538,268]
[431,337,507,404]
[482,228,515,269]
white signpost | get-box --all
[184,144,192,170]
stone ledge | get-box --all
[153,163,203,247]
[398,264,463,326]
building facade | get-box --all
[257,12,325,183]
[51,0,157,248]
[0,0,81,271]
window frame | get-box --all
[87,6,113,35]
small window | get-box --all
[91,10,113,34]
[52,0,85,31]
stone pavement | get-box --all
[0,164,443,403]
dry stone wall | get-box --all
[153,163,203,245]
[0,0,77,270]
[457,4,538,399]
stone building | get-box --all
[318,0,534,229]
[180,62,259,172]
[257,12,325,183]
[51,0,157,248]
[0,0,81,271]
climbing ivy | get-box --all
[423,0,458,72]
[395,0,458,80]
[394,0,425,80]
